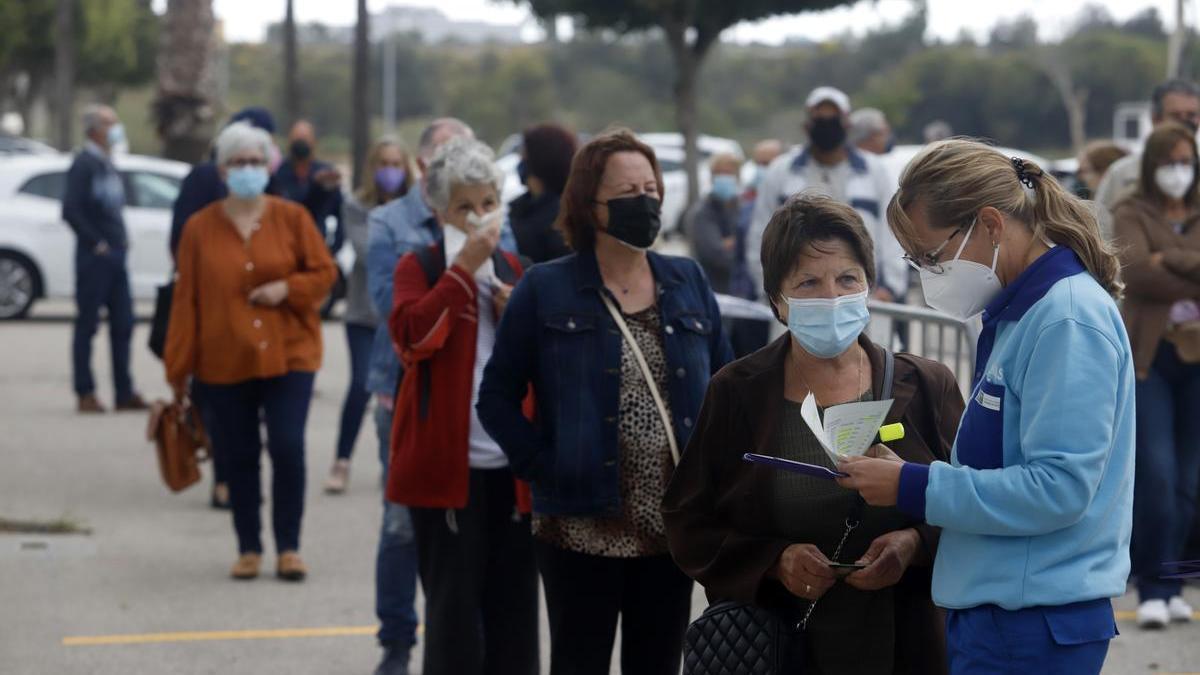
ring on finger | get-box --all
[805,583,811,595]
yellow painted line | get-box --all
[1114,610,1200,621]
[63,625,379,646]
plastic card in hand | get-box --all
[800,394,895,465]
[742,453,848,479]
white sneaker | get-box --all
[1137,599,1170,629]
[1168,596,1194,623]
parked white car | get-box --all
[0,153,188,319]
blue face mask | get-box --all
[711,174,739,201]
[107,124,126,149]
[227,166,270,198]
[785,290,870,359]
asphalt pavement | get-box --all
[1,302,1198,674]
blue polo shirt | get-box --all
[897,245,1136,611]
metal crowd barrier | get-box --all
[714,294,978,396]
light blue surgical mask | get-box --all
[107,123,126,148]
[786,290,870,359]
[227,166,270,198]
[711,174,739,201]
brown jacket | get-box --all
[1112,195,1200,378]
[165,196,338,387]
[662,335,963,675]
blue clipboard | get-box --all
[743,453,848,479]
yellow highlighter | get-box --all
[876,423,905,445]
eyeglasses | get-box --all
[902,226,965,275]
[227,157,266,168]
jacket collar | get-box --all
[791,146,869,175]
[734,334,917,455]
[571,249,684,293]
[982,245,1085,327]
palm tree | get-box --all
[283,0,299,127]
[351,0,369,188]
[153,0,215,163]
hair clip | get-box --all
[1011,157,1037,190]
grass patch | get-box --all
[0,517,92,536]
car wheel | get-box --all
[0,252,38,320]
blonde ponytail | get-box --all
[888,139,1124,298]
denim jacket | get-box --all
[477,250,733,516]
[365,189,517,397]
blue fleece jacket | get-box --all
[897,246,1135,611]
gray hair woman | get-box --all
[384,136,539,674]
[165,121,338,582]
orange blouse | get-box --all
[165,196,338,387]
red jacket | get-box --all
[386,245,533,511]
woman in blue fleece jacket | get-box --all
[838,139,1135,675]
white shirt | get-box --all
[748,145,908,298]
[443,223,508,469]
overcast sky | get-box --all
[194,0,1188,45]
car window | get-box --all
[124,171,181,210]
[18,172,67,201]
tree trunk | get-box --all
[53,0,75,151]
[154,0,216,164]
[352,0,370,190]
[663,20,703,220]
[1168,0,1186,78]
[284,0,300,127]
[1038,50,1088,154]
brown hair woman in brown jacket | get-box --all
[663,195,964,674]
[1112,122,1200,629]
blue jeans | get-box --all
[1131,341,1200,601]
[374,404,419,649]
[946,599,1114,674]
[335,322,375,460]
[72,247,134,401]
[197,371,315,554]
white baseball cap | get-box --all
[805,86,852,115]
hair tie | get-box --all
[1011,157,1037,190]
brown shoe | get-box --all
[115,394,150,411]
[277,551,307,582]
[77,394,106,414]
[323,459,350,494]
[230,552,261,580]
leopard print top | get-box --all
[533,305,675,558]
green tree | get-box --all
[517,0,854,208]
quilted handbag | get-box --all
[683,600,804,674]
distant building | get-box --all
[265,6,524,46]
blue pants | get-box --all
[946,599,1115,674]
[72,247,134,401]
[335,322,375,460]
[197,372,315,554]
[1131,341,1200,601]
[374,404,420,649]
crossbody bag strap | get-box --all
[598,291,681,465]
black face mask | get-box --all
[808,117,847,152]
[290,140,313,160]
[602,194,661,250]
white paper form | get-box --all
[800,394,895,465]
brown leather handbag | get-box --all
[146,398,209,492]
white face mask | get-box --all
[919,220,1002,321]
[466,208,503,232]
[1155,164,1195,200]
[445,208,503,283]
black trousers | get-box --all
[535,541,694,675]
[410,469,539,675]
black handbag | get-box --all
[148,281,173,359]
[684,600,806,674]
[683,349,895,675]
